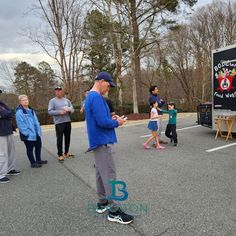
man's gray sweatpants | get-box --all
[93,144,119,212]
[0,135,16,179]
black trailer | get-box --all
[198,44,236,132]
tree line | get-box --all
[1,0,236,112]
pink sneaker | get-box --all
[156,145,165,150]
[143,143,151,149]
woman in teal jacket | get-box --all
[16,95,47,168]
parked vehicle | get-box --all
[197,103,212,128]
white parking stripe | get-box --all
[206,143,236,153]
[140,125,201,138]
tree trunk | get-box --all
[51,0,67,87]
[130,0,140,113]
[114,33,123,106]
[107,1,123,106]
[131,55,139,113]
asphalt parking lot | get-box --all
[1,114,236,236]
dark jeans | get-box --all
[165,124,177,143]
[23,136,42,164]
[55,122,71,156]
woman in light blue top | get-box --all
[16,95,47,168]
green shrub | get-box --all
[35,109,85,125]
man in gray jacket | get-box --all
[48,87,74,162]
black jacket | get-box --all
[104,97,115,113]
[0,101,15,136]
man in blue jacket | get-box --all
[0,90,20,183]
[85,71,134,225]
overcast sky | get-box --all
[0,0,213,67]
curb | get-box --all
[40,112,197,131]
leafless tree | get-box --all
[111,0,195,113]
[166,26,198,110]
[27,0,87,102]
[189,0,236,103]
[0,61,19,92]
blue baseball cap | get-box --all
[95,71,116,87]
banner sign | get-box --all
[213,47,236,111]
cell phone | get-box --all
[123,117,128,120]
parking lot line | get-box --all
[206,143,236,153]
[140,125,201,138]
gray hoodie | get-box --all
[48,97,74,125]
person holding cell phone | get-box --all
[48,87,75,162]
[85,71,133,225]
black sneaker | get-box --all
[174,143,177,146]
[96,201,109,214]
[170,137,173,143]
[31,163,42,168]
[0,177,10,183]
[7,170,21,176]
[108,208,134,224]
[37,160,48,164]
